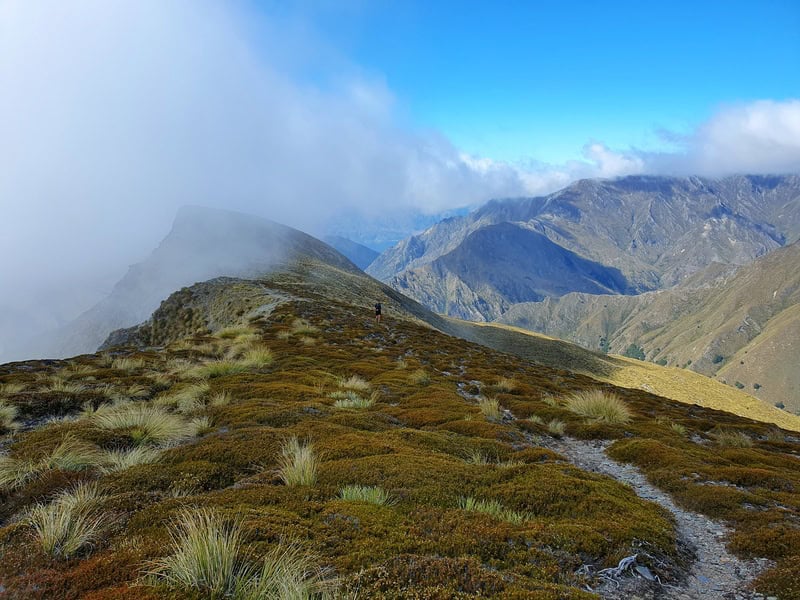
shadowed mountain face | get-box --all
[391,222,633,321]
[323,235,379,270]
[498,241,800,411]
[11,206,359,361]
[368,174,800,304]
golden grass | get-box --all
[494,377,517,392]
[715,429,754,448]
[101,446,161,473]
[291,318,319,335]
[408,369,431,386]
[278,437,317,487]
[565,389,632,424]
[336,375,370,391]
[338,484,394,505]
[0,401,19,430]
[458,496,531,525]
[27,482,107,558]
[477,396,503,423]
[331,390,377,409]
[463,449,522,469]
[547,419,566,437]
[214,326,255,340]
[0,382,26,396]
[91,404,197,446]
[190,360,248,379]
[47,378,87,395]
[240,347,274,368]
[111,357,145,372]
[209,391,232,407]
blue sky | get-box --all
[258,0,800,163]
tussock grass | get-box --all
[395,357,408,369]
[565,389,632,424]
[28,482,106,558]
[240,347,274,368]
[338,484,394,505]
[331,390,377,409]
[0,382,26,396]
[101,446,161,473]
[526,414,544,426]
[47,378,87,395]
[190,360,248,379]
[1,436,102,489]
[464,449,522,468]
[494,377,517,392]
[458,496,531,525]
[291,318,319,335]
[300,336,317,346]
[547,419,566,437]
[215,326,254,340]
[209,391,232,407]
[278,437,317,487]
[276,330,291,340]
[541,393,559,407]
[337,375,370,391]
[477,396,503,422]
[670,422,687,436]
[408,369,431,386]
[0,401,19,431]
[157,383,211,411]
[715,429,754,448]
[92,404,197,446]
[149,510,336,599]
[112,357,145,372]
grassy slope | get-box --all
[463,322,800,433]
[0,267,798,598]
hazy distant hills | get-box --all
[323,235,379,270]
[368,175,800,317]
[500,240,800,410]
[18,206,359,360]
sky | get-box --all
[0,0,799,359]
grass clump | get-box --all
[215,326,255,340]
[0,382,26,396]
[101,446,161,473]
[0,401,19,431]
[191,360,248,379]
[565,389,632,424]
[278,437,318,487]
[477,396,503,422]
[331,390,377,409]
[547,419,566,437]
[209,391,232,407]
[240,347,274,368]
[111,357,145,372]
[0,435,105,491]
[338,484,394,506]
[149,510,335,599]
[464,448,521,468]
[92,404,197,446]
[494,377,517,392]
[336,375,370,391]
[408,369,431,386]
[291,318,319,335]
[47,377,87,395]
[715,429,754,448]
[458,496,531,526]
[27,482,107,558]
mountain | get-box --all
[391,222,634,321]
[498,241,800,412]
[368,175,800,317]
[1,232,799,599]
[18,206,359,361]
[323,235,379,270]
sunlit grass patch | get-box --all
[565,389,632,424]
[526,414,544,426]
[111,357,146,372]
[408,369,431,386]
[278,437,317,487]
[215,326,254,340]
[714,429,754,448]
[300,336,317,346]
[331,390,377,409]
[209,391,232,407]
[27,482,107,558]
[464,448,522,468]
[148,509,336,599]
[547,419,566,437]
[395,357,407,369]
[159,382,211,412]
[458,496,531,525]
[477,396,503,422]
[47,377,87,395]
[0,435,103,490]
[190,360,248,380]
[291,318,319,335]
[338,484,394,505]
[541,393,559,407]
[0,382,26,396]
[0,401,19,431]
[91,404,197,446]
[336,375,370,391]
[240,347,274,368]
[494,377,517,392]
[101,446,161,473]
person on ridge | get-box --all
[374,301,382,322]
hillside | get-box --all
[391,222,634,321]
[1,256,800,598]
[498,241,800,412]
[368,174,800,318]
[14,206,359,362]
[322,236,379,270]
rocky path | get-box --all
[538,435,773,600]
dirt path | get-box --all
[538,436,773,600]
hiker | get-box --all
[374,301,382,322]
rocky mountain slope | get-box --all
[498,241,800,412]
[322,235,379,270]
[17,206,359,361]
[1,247,799,598]
[368,174,800,319]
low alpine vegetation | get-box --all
[714,429,754,448]
[565,389,632,424]
[278,437,318,487]
[408,368,431,386]
[547,418,566,437]
[493,377,517,392]
[336,375,370,391]
[27,482,107,558]
[111,357,145,372]
[91,403,198,446]
[101,446,161,473]
[331,390,377,409]
[338,484,394,506]
[0,435,105,491]
[477,396,503,422]
[0,401,19,431]
[458,496,531,526]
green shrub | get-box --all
[623,344,645,361]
